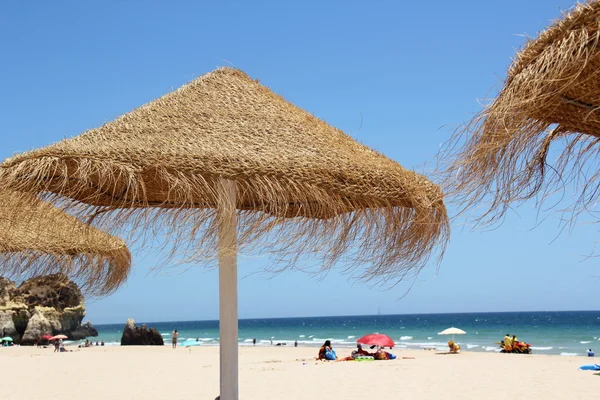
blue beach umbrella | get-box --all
[1,336,13,342]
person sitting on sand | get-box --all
[374,347,396,360]
[374,348,388,360]
[588,349,595,357]
[59,345,73,353]
[318,340,337,360]
[448,341,460,353]
[351,344,372,359]
[356,343,373,356]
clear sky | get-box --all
[1,0,597,324]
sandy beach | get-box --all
[1,345,596,400]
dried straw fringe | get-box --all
[1,158,449,287]
[0,251,130,297]
[440,0,600,225]
[0,190,131,296]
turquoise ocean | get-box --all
[84,311,600,356]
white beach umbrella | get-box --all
[438,327,466,343]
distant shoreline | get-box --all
[92,309,600,326]
[85,311,600,357]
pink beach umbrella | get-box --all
[357,333,395,348]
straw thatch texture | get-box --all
[0,67,448,285]
[442,0,600,223]
[0,189,131,295]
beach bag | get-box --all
[325,349,336,360]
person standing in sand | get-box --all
[172,330,178,349]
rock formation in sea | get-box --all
[0,274,98,345]
[120,318,164,346]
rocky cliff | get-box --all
[121,318,164,346]
[0,274,98,345]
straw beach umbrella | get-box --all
[442,1,600,224]
[0,67,449,400]
[0,189,131,296]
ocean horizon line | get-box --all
[93,308,600,326]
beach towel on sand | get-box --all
[578,364,600,371]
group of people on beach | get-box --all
[77,340,104,348]
[501,333,530,353]
[317,340,395,361]
[250,338,299,347]
[53,339,75,353]
[72,339,104,350]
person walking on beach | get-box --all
[253,338,256,346]
[172,329,178,349]
[54,339,60,353]
[294,340,298,347]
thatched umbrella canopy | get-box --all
[442,0,600,223]
[0,189,131,296]
[0,67,448,400]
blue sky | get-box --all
[1,0,598,324]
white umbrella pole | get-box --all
[218,178,238,400]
